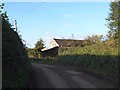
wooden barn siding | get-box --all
[41,47,59,57]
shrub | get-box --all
[2,17,31,88]
[57,41,118,79]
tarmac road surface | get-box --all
[27,63,118,88]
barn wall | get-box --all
[41,47,59,58]
[49,39,59,48]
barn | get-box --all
[41,38,85,57]
[49,38,85,48]
[41,46,59,58]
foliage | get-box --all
[83,34,103,45]
[106,1,120,39]
[27,38,45,59]
[0,3,9,21]
[57,41,118,79]
[2,6,31,88]
[59,41,118,56]
[0,3,4,12]
[27,48,41,58]
[35,38,45,51]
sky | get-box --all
[3,2,110,48]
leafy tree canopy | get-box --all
[106,1,120,39]
[35,38,45,51]
[84,34,103,45]
[0,3,9,21]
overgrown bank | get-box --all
[2,17,31,88]
[30,40,119,83]
[57,41,119,82]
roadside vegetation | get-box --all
[1,1,119,88]
[58,2,119,82]
[57,40,118,80]
[58,2,119,81]
[27,2,119,82]
[27,38,45,59]
[2,3,31,88]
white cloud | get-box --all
[63,14,72,18]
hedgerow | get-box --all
[57,42,118,80]
[2,17,31,88]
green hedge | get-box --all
[57,43,118,79]
[2,18,31,88]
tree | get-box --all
[84,34,103,45]
[0,3,9,21]
[0,3,4,13]
[35,38,45,51]
[106,1,120,39]
[27,48,40,58]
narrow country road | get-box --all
[27,63,117,88]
